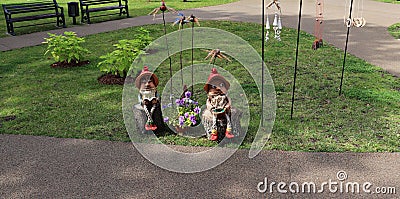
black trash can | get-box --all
[67,2,79,24]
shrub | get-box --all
[97,28,152,77]
[43,31,90,63]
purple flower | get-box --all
[194,107,201,114]
[193,101,198,105]
[175,99,184,106]
[167,103,172,107]
[162,105,167,109]
[163,117,169,123]
[184,112,189,118]
[189,115,196,125]
[179,116,185,126]
[185,91,191,98]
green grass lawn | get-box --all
[388,23,400,39]
[1,21,399,152]
[374,0,400,4]
[0,0,238,37]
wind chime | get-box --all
[312,0,324,50]
[265,0,282,42]
[344,0,366,28]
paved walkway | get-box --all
[1,1,399,198]
[1,134,399,198]
[0,0,399,76]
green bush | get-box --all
[97,28,152,77]
[43,31,90,63]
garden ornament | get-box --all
[135,66,160,131]
[149,0,177,20]
[172,12,190,30]
[343,0,366,28]
[188,14,200,27]
[312,0,324,50]
[202,68,234,141]
[265,0,282,42]
[203,49,231,64]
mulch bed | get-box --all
[51,60,90,68]
[97,74,135,85]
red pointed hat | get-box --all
[203,68,230,92]
[135,66,159,89]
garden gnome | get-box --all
[135,66,160,131]
[202,68,235,141]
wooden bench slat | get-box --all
[10,14,59,22]
[7,7,58,14]
[88,6,124,12]
[81,0,121,4]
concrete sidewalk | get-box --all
[1,134,399,198]
[0,0,399,76]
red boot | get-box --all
[145,124,152,131]
[210,129,218,141]
[225,128,234,139]
[150,124,157,131]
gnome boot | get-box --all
[225,127,234,138]
[210,129,218,141]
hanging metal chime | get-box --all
[265,12,282,42]
[273,12,282,41]
[265,0,282,42]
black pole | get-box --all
[179,27,184,87]
[290,0,303,119]
[261,0,265,126]
[339,0,354,96]
[162,12,173,102]
[191,22,194,94]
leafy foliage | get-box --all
[97,28,152,77]
[43,31,90,63]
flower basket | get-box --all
[163,91,204,137]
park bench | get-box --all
[79,0,129,24]
[2,0,66,36]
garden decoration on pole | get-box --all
[265,0,282,42]
[204,49,231,67]
[188,14,200,94]
[344,0,366,28]
[149,0,177,103]
[340,0,355,96]
[290,0,303,119]
[172,12,190,87]
[312,0,324,50]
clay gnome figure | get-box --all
[202,68,235,141]
[135,66,163,132]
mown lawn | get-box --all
[0,21,399,152]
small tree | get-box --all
[97,28,152,78]
[43,31,90,64]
